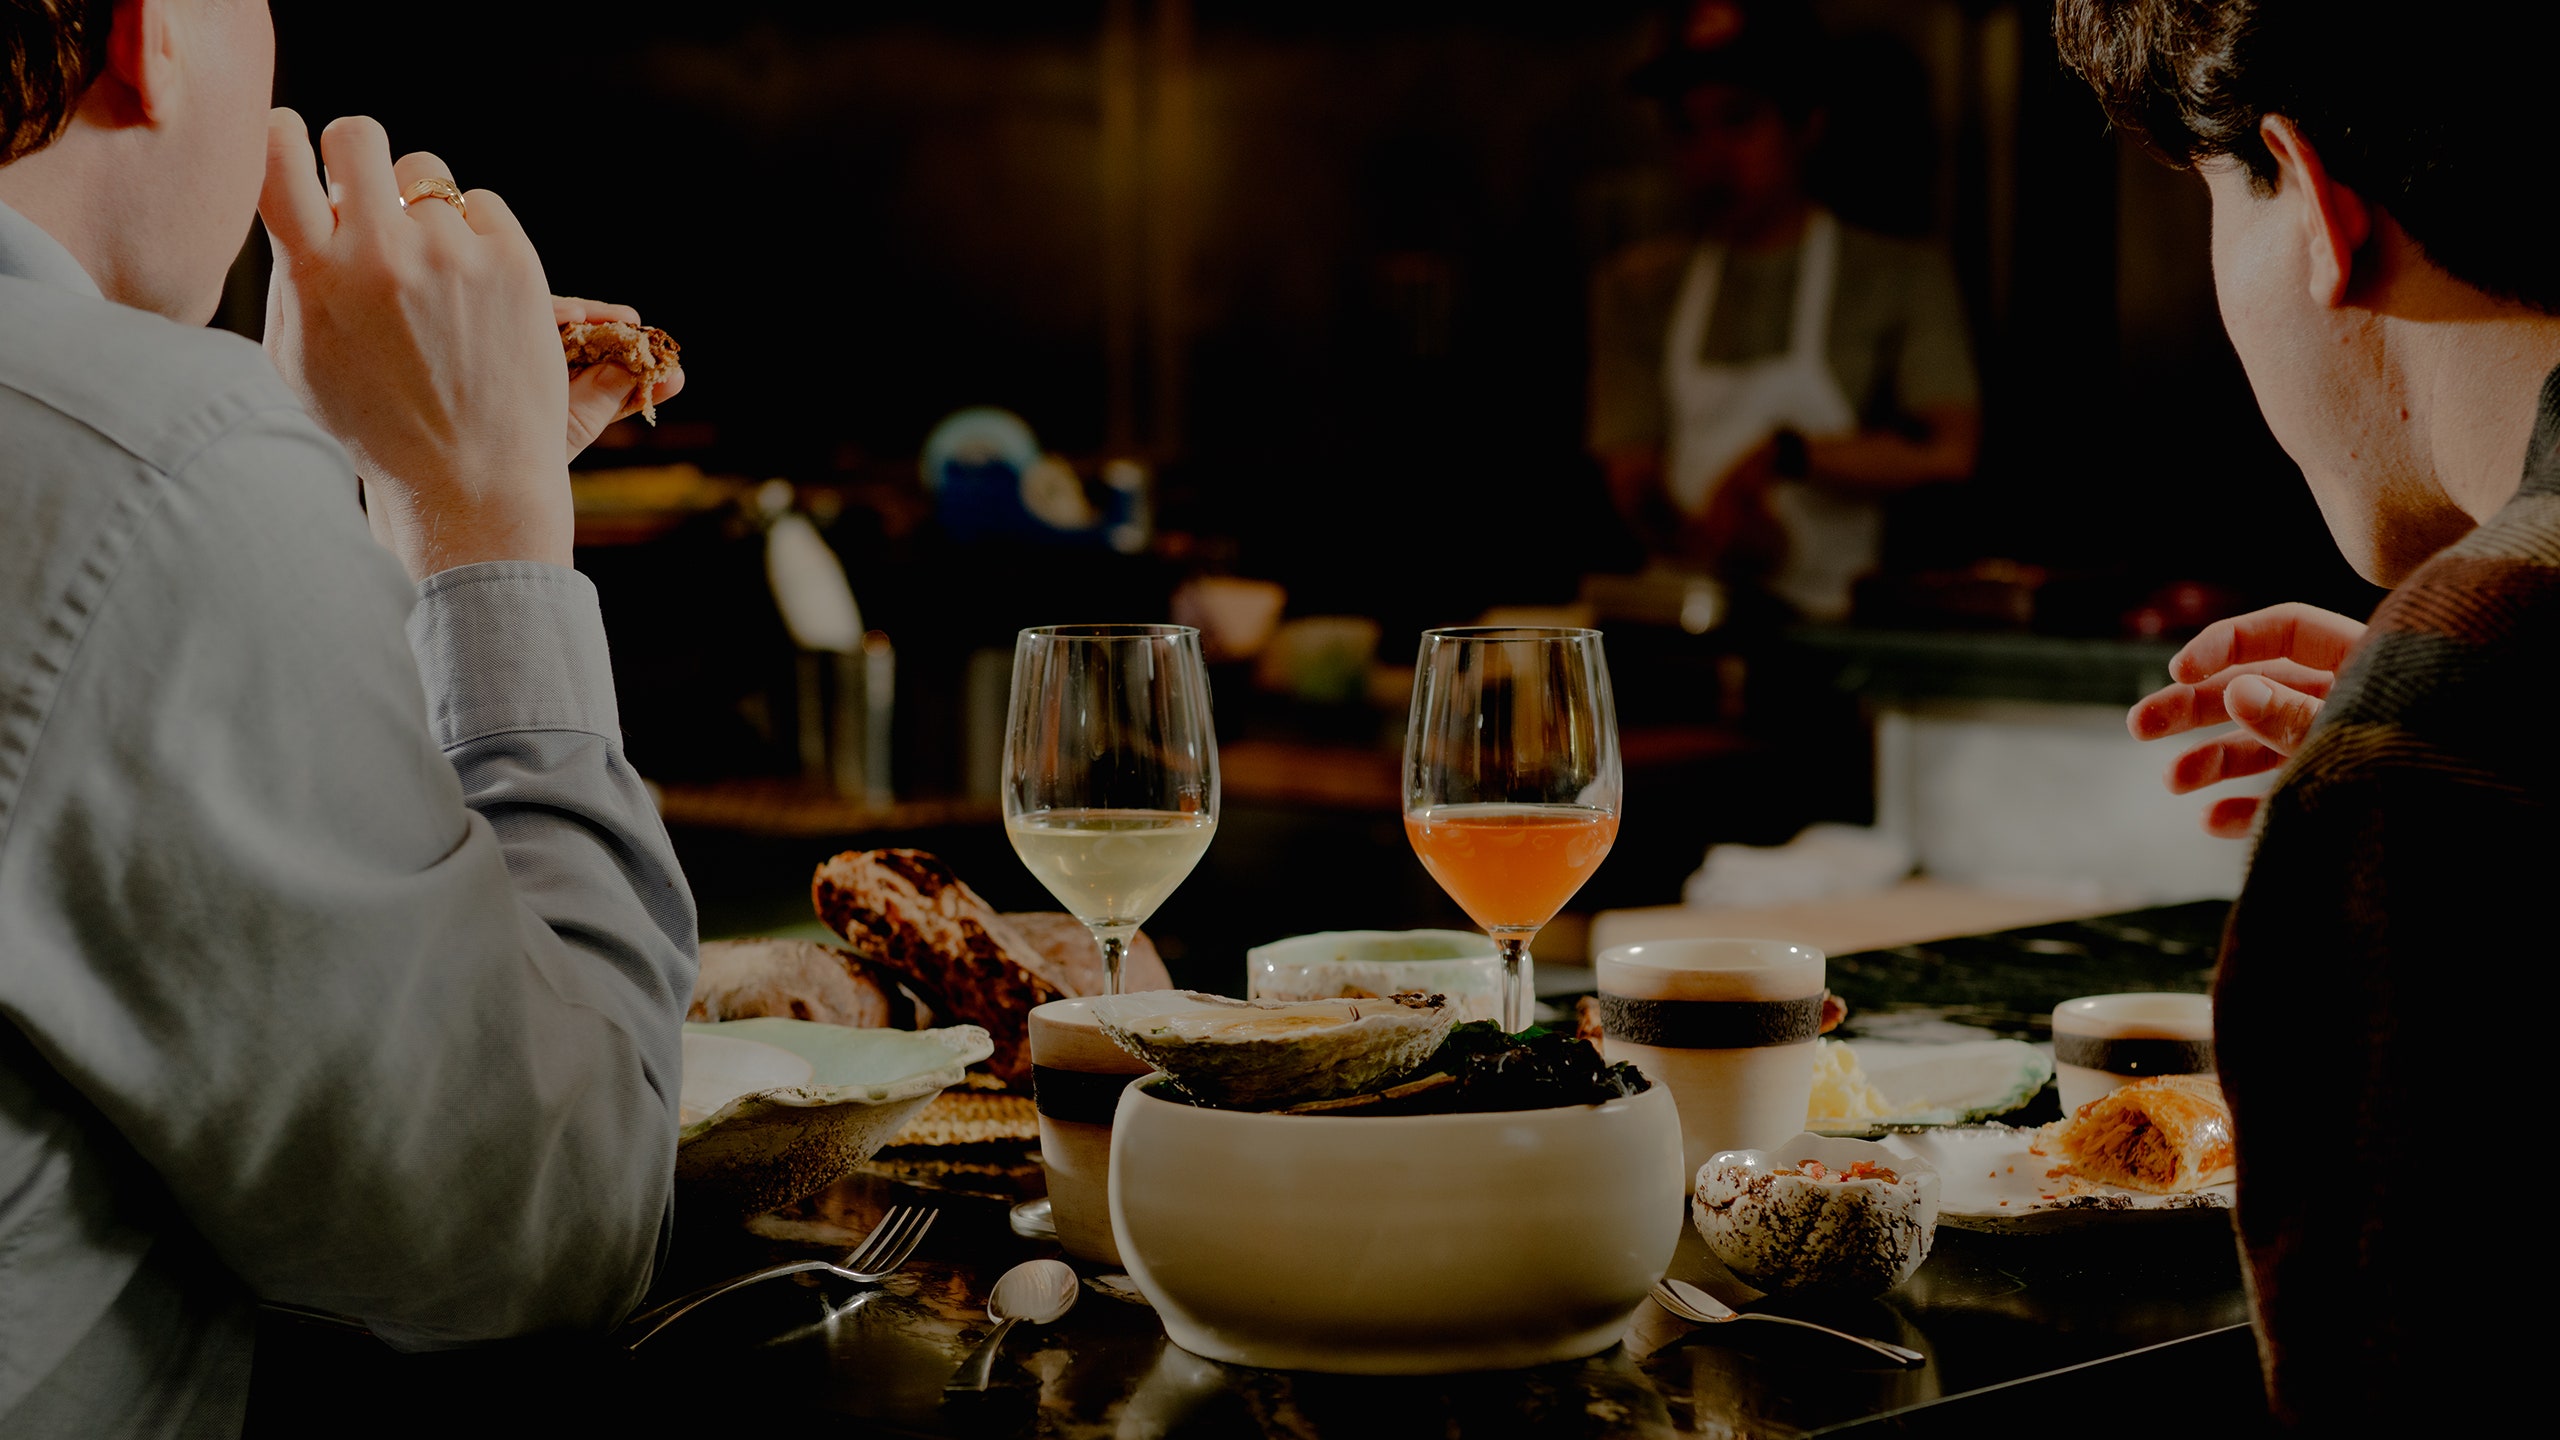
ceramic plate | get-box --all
[1810,1039,2054,1134]
[676,1019,994,1223]
[1879,1124,2233,1233]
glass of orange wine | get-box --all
[1403,627,1622,1033]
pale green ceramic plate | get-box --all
[676,1020,993,1223]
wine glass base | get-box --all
[1008,1197,1057,1240]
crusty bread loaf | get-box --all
[1000,911,1172,995]
[688,938,901,1028]
[813,850,1065,1083]
[560,320,680,424]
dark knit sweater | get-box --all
[2220,372,2560,1428]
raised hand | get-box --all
[259,109,579,579]
[2126,602,2368,837]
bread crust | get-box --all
[560,320,680,423]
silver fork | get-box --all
[622,1205,938,1349]
[1651,1278,1925,1367]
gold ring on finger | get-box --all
[400,177,467,219]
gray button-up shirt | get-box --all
[0,202,698,1438]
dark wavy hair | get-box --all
[3,0,115,165]
[2054,0,2560,312]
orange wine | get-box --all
[1404,804,1619,934]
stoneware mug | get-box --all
[1595,937,1826,1185]
[2049,992,2215,1115]
[1029,997,1156,1265]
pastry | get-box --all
[2036,1073,2235,1194]
[560,319,680,424]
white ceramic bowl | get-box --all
[1108,1077,1684,1373]
[1693,1132,1939,1297]
[1246,929,1517,1025]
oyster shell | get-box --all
[1092,990,1455,1109]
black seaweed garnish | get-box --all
[1282,1023,1649,1116]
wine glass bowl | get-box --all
[1402,627,1622,1031]
[1003,624,1220,997]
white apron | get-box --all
[1662,209,1875,621]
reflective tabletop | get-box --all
[249,903,2265,1437]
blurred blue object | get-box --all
[920,406,1143,549]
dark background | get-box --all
[247,0,2383,976]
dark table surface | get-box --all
[249,902,2266,1439]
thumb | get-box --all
[2225,674,2321,757]
[565,364,637,460]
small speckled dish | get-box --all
[1694,1133,1940,1298]
[676,1019,993,1224]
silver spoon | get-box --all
[1652,1278,1925,1366]
[944,1259,1080,1394]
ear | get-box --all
[2259,114,2371,309]
[102,0,183,125]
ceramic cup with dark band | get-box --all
[1029,998,1155,1265]
[2050,992,2214,1115]
[1594,938,1825,1184]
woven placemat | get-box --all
[890,1084,1039,1148]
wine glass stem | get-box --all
[1093,927,1134,996]
[1495,935,1531,1033]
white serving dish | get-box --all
[1108,1077,1684,1373]
[1694,1132,1939,1297]
[1245,929,1516,1024]
[1880,1124,2234,1234]
[675,1019,993,1223]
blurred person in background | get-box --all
[4,1,691,1434]
[1588,0,1979,622]
[2066,0,2558,1427]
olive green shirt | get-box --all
[1587,222,1978,453]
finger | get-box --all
[2166,731,2286,795]
[2203,795,2262,839]
[554,295,643,327]
[455,185,529,245]
[2127,659,2335,740]
[390,149,469,235]
[316,115,403,232]
[565,364,638,460]
[2170,602,2366,683]
[259,109,334,259]
[2225,674,2324,756]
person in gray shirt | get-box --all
[2,4,697,1435]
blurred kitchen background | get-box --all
[238,0,2377,990]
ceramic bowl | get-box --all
[1108,1077,1684,1373]
[675,1019,992,1223]
[1692,1132,1939,1297]
[1245,929,1518,1024]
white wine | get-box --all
[1006,808,1216,930]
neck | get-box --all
[2375,250,2560,522]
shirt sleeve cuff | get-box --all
[406,561,622,749]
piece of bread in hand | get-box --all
[560,320,680,424]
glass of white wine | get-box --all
[1002,624,1220,995]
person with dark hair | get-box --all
[1590,0,1979,620]
[2059,0,2559,1427]
[3,3,694,1434]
